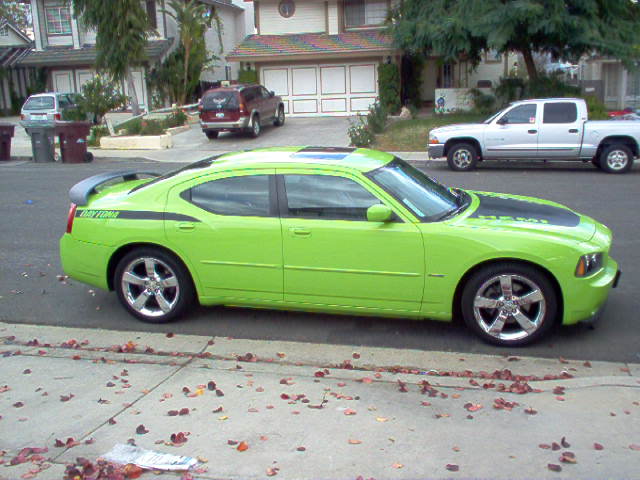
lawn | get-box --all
[373,112,486,152]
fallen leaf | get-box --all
[108,417,117,425]
[123,464,144,479]
[594,443,604,450]
[276,352,286,358]
[630,444,640,451]
[539,444,551,450]
[179,408,190,416]
[375,416,389,422]
[169,432,188,445]
[259,435,268,441]
[266,467,279,476]
[135,424,148,435]
[464,403,482,412]
[352,352,361,359]
[561,437,571,448]
[227,440,238,446]
[60,394,74,402]
[13,402,24,408]
[583,361,592,368]
[296,446,306,451]
[559,452,576,464]
[524,407,538,415]
[392,463,404,469]
[166,332,174,338]
[559,357,569,364]
[344,408,357,416]
[23,369,31,374]
[452,446,461,452]
[551,442,561,451]
[207,381,216,391]
[446,464,459,472]
[348,439,362,445]
[237,441,249,452]
[548,464,562,472]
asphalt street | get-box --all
[0,158,638,362]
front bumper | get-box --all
[428,144,445,159]
[563,258,620,325]
[200,117,250,131]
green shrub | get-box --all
[162,109,188,129]
[583,95,609,120]
[87,125,109,147]
[238,68,258,84]
[494,77,526,106]
[140,119,165,136]
[366,102,387,134]
[120,117,143,135]
[78,75,127,124]
[469,88,497,114]
[347,116,374,147]
[378,63,401,115]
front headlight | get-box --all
[429,133,439,144]
[575,253,603,277]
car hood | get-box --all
[432,123,486,135]
[457,191,596,242]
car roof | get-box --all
[203,84,256,94]
[211,147,395,173]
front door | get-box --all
[277,170,425,312]
[165,170,283,302]
[484,103,539,159]
[537,101,583,158]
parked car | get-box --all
[20,92,77,124]
[428,98,640,173]
[198,84,285,140]
[59,147,619,347]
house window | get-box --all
[45,5,72,35]
[603,64,620,98]
[0,25,8,37]
[442,63,453,88]
[626,70,640,98]
[146,0,157,30]
[345,0,388,28]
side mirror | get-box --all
[497,117,507,125]
[270,91,275,97]
[367,204,393,222]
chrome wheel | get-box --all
[121,257,179,318]
[472,274,546,342]
[605,149,629,171]
[252,116,260,136]
[453,148,473,169]
[277,107,285,125]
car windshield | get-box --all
[202,91,239,110]
[367,158,467,222]
[23,96,55,110]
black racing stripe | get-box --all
[470,194,580,227]
[75,210,200,222]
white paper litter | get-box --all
[102,444,198,471]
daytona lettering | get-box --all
[78,210,121,219]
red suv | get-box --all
[199,84,285,140]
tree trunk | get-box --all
[126,68,142,116]
[520,46,538,81]
[182,44,190,106]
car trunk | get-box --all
[200,91,241,122]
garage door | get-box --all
[261,62,378,117]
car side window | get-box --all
[543,102,578,124]
[260,87,271,99]
[283,174,381,221]
[187,175,272,217]
[243,87,256,103]
[500,104,537,124]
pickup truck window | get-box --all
[500,104,537,124]
[543,102,577,124]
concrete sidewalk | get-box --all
[1,321,639,480]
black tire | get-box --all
[591,157,602,170]
[249,114,261,138]
[274,105,285,126]
[84,152,94,163]
[461,262,558,347]
[447,143,478,171]
[599,144,634,174]
[205,130,219,140]
[114,248,195,324]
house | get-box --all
[579,57,640,110]
[14,0,252,110]
[0,19,36,115]
[226,0,516,116]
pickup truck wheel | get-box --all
[600,144,633,174]
[447,143,478,171]
[591,157,602,170]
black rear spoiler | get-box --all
[69,170,160,206]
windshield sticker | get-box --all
[402,198,425,217]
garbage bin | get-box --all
[0,123,15,161]
[56,121,93,163]
[24,123,56,163]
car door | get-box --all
[165,170,283,302]
[277,170,425,313]
[483,104,539,158]
[537,101,582,158]
[259,86,277,120]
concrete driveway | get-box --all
[173,115,353,151]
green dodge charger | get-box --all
[60,147,620,346]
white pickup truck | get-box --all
[428,98,640,173]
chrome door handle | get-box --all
[176,222,195,231]
[528,129,537,134]
[289,227,311,237]
[569,129,579,133]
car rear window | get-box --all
[23,96,55,110]
[543,102,578,123]
[202,91,239,110]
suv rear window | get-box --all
[23,96,55,110]
[202,91,239,110]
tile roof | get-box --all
[227,30,394,60]
[17,39,173,67]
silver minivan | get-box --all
[20,92,77,123]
